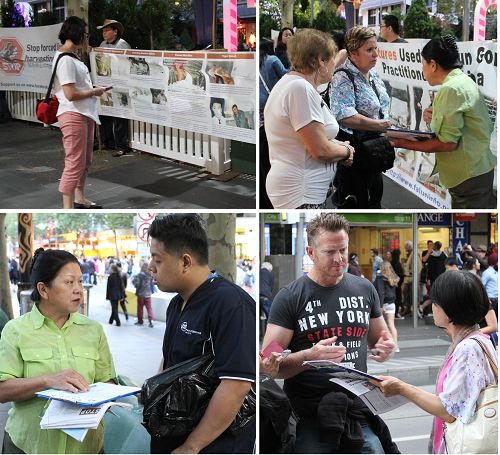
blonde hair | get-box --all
[345,26,376,54]
[287,28,337,74]
[380,260,399,287]
[306,213,349,247]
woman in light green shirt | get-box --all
[0,249,116,454]
[389,35,495,209]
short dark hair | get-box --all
[232,104,238,109]
[422,35,463,70]
[430,271,490,326]
[306,213,349,246]
[148,214,209,265]
[58,16,87,45]
[30,248,80,302]
[371,248,379,255]
[210,97,225,117]
[382,15,400,35]
[433,241,442,250]
[445,256,459,267]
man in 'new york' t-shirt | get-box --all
[263,213,396,454]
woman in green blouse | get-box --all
[389,35,495,209]
[0,249,116,454]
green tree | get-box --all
[137,0,175,50]
[486,8,497,40]
[260,0,281,37]
[1,0,26,27]
[404,0,434,38]
[31,10,58,27]
[313,8,346,32]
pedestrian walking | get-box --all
[132,263,155,327]
[375,260,400,352]
[347,252,362,277]
[106,264,125,326]
[53,16,106,209]
[388,35,496,209]
[371,271,497,454]
[96,19,131,157]
[0,248,116,453]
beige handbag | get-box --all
[444,338,498,454]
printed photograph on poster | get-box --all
[165,59,206,92]
[415,155,448,199]
[206,62,234,84]
[225,96,255,130]
[129,57,151,76]
[113,90,131,108]
[210,97,227,125]
[100,90,113,107]
[383,79,411,128]
[130,87,151,109]
[95,53,112,77]
[151,88,167,105]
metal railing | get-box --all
[6,91,230,175]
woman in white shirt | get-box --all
[53,16,107,209]
[264,29,354,209]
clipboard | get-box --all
[36,382,141,407]
[303,360,382,382]
[385,128,436,141]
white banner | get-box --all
[90,49,256,144]
[375,40,497,209]
[0,24,60,92]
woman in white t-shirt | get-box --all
[53,16,107,209]
[264,29,354,209]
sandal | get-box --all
[74,201,103,209]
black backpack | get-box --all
[260,374,298,453]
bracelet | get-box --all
[343,144,351,160]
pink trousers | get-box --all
[58,112,95,194]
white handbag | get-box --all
[444,338,498,454]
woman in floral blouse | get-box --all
[370,271,497,454]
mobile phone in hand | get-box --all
[104,86,113,91]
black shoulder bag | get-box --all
[141,280,255,440]
[334,68,395,173]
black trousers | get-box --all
[100,116,129,149]
[109,300,121,326]
[333,164,383,209]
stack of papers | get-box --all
[37,382,141,442]
[385,128,436,142]
[303,360,408,415]
[40,400,132,442]
[36,382,141,406]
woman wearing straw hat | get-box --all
[96,19,131,157]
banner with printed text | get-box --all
[0,24,60,92]
[90,49,256,144]
[375,40,497,209]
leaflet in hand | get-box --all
[303,360,382,382]
[40,399,132,441]
[36,382,141,406]
[385,128,436,141]
[330,377,408,415]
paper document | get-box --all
[62,428,89,443]
[36,382,141,406]
[330,377,408,415]
[40,400,132,442]
[385,128,436,141]
[303,360,382,382]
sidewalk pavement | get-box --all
[0,120,255,209]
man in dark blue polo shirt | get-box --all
[147,214,256,454]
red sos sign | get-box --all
[0,38,24,75]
